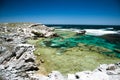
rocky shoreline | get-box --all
[0,23,120,80]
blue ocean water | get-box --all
[46,24,120,30]
[44,25,120,58]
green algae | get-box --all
[34,44,120,74]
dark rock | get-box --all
[14,47,26,59]
[4,37,13,42]
[31,30,44,37]
[0,50,15,64]
[0,26,7,32]
[0,46,6,54]
[114,49,120,53]
[76,30,86,35]
[100,34,120,44]
[75,75,80,79]
[115,62,120,67]
[40,59,45,63]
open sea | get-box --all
[46,24,120,30]
[46,24,120,58]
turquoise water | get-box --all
[42,35,120,58]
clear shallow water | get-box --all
[43,25,120,58]
[42,35,120,57]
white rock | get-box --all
[48,71,64,80]
[67,74,76,80]
[107,70,118,75]
[91,72,109,80]
[107,64,117,70]
[75,71,91,80]
[115,69,120,74]
[0,65,5,70]
[29,74,48,80]
[74,71,109,80]
[97,64,108,72]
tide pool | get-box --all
[41,35,120,58]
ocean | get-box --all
[46,24,120,30]
[45,24,120,58]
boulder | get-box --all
[28,23,59,38]
[107,64,117,70]
[75,30,86,35]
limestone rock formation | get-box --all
[0,23,40,80]
[0,44,38,80]
[30,24,59,38]
[0,23,59,38]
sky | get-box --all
[0,0,120,25]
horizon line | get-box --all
[0,22,120,26]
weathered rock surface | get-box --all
[0,23,58,38]
[30,24,59,38]
[0,44,38,80]
[17,23,59,38]
[0,23,41,80]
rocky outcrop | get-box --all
[0,23,41,80]
[0,23,59,80]
[0,23,59,38]
[17,23,59,38]
[75,30,86,35]
[30,24,59,38]
[0,44,38,80]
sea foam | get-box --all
[85,29,118,36]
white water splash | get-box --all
[85,29,118,36]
